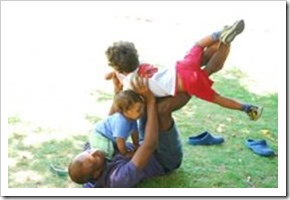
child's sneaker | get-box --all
[247,106,263,120]
[220,20,245,44]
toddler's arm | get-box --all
[116,137,134,158]
[131,131,140,151]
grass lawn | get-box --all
[8,68,278,188]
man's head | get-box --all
[114,90,144,120]
[68,150,106,184]
[105,41,139,74]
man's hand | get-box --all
[131,76,154,103]
[105,71,123,94]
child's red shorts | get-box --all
[176,46,216,102]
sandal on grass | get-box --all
[50,163,68,177]
[245,139,275,157]
[188,131,224,145]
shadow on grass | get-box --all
[8,134,87,188]
[8,68,278,188]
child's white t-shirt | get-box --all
[116,66,176,97]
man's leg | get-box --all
[157,93,191,131]
[154,92,191,172]
[137,93,191,141]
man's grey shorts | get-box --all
[138,117,183,172]
[155,122,183,172]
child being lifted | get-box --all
[105,19,263,120]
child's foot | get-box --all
[220,20,245,44]
[246,106,263,121]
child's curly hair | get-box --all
[113,90,144,113]
[105,41,140,74]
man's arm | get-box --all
[130,77,158,170]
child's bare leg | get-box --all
[212,93,263,121]
[203,43,230,76]
[195,31,228,73]
[195,35,218,49]
[201,41,222,67]
[212,93,243,110]
[202,19,245,76]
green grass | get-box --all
[7,68,278,188]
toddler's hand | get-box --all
[125,150,135,158]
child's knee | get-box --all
[211,93,220,103]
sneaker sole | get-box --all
[252,106,264,121]
[223,20,245,44]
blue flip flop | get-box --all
[188,131,224,145]
[245,139,275,157]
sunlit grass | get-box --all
[8,68,278,188]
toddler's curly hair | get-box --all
[113,90,144,113]
[105,41,140,74]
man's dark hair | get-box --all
[105,41,140,73]
[68,160,91,184]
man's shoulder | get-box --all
[85,155,131,188]
[106,155,143,187]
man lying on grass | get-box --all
[68,76,190,187]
